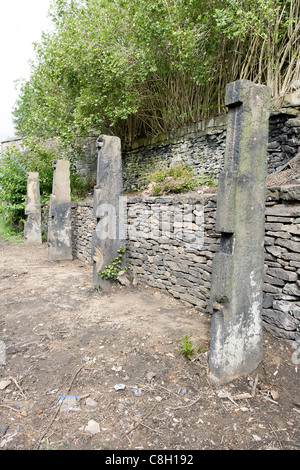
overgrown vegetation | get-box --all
[199,171,218,188]
[12,0,300,153]
[0,147,52,226]
[0,218,24,244]
[143,162,218,195]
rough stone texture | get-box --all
[91,135,126,291]
[71,200,95,263]
[48,160,73,261]
[0,340,6,366]
[209,80,272,385]
[263,188,300,344]
[122,94,300,192]
[122,116,227,191]
[24,172,42,246]
[126,192,213,310]
[44,184,299,347]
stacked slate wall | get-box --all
[263,186,300,343]
[122,116,227,191]
[122,107,300,192]
[52,186,299,345]
[126,192,217,312]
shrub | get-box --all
[146,162,198,196]
[98,247,128,281]
[0,149,28,224]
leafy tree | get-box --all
[0,149,27,224]
[0,146,54,225]
[13,0,300,152]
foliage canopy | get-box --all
[0,146,53,223]
[13,0,300,150]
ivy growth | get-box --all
[98,247,128,281]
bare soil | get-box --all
[0,242,299,451]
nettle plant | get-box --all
[98,247,128,281]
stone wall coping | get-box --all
[123,93,300,153]
[127,191,218,205]
[70,184,300,207]
[71,200,93,208]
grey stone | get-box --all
[263,321,298,343]
[91,135,126,291]
[267,268,298,282]
[265,204,300,218]
[209,80,272,385]
[276,238,300,253]
[289,304,300,319]
[48,160,72,261]
[85,420,100,434]
[281,252,300,261]
[262,294,274,309]
[263,283,282,294]
[262,309,298,331]
[283,283,300,296]
[264,236,275,245]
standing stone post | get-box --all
[92,135,125,291]
[24,172,42,245]
[209,80,272,385]
[48,159,72,261]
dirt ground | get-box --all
[0,241,299,452]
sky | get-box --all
[0,0,53,143]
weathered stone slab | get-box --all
[276,238,300,252]
[265,204,300,217]
[267,267,298,282]
[48,160,72,261]
[209,80,272,385]
[91,135,126,291]
[24,172,42,245]
[262,309,298,331]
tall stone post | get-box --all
[48,159,72,261]
[91,135,125,291]
[24,172,42,245]
[209,80,272,385]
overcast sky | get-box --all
[0,0,53,143]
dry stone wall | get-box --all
[122,116,227,191]
[126,192,217,313]
[122,104,300,192]
[49,185,299,345]
[263,186,300,343]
